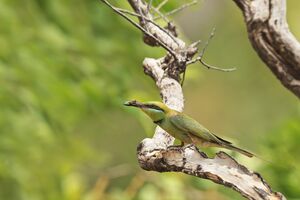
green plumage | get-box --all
[124,100,253,157]
[169,114,220,144]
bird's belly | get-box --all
[158,122,192,143]
[159,123,216,147]
[189,134,217,147]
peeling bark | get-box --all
[102,0,287,199]
[127,0,286,199]
[233,0,300,98]
[138,145,285,200]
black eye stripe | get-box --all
[144,104,165,112]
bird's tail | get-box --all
[223,144,254,158]
[222,143,296,170]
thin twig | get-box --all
[154,0,198,20]
[199,59,236,72]
[138,5,148,29]
[101,0,177,58]
[200,27,216,58]
[152,6,170,23]
[181,40,201,86]
[190,40,201,48]
[118,8,144,18]
[146,0,153,14]
[118,8,164,25]
[187,28,236,72]
[109,2,180,49]
[156,0,169,10]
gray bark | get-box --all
[233,0,300,99]
[102,0,288,199]
[127,0,286,199]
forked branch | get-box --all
[187,27,236,72]
[153,0,198,20]
[101,0,286,199]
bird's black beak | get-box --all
[123,100,144,108]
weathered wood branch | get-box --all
[232,0,300,99]
[140,50,285,200]
[102,0,286,199]
[138,145,285,200]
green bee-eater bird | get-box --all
[124,100,253,157]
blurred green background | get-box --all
[0,0,299,199]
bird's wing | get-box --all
[169,114,221,143]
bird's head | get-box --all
[124,100,169,123]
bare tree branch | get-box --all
[153,0,198,20]
[156,0,169,10]
[101,0,178,57]
[115,8,179,46]
[101,0,286,199]
[187,27,237,72]
[138,144,286,200]
[232,0,300,99]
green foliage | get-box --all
[261,117,300,198]
[0,0,154,199]
[0,0,299,200]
